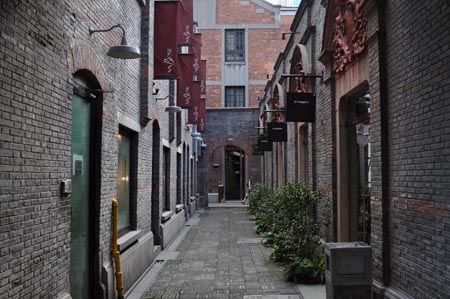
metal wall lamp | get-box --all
[89,24,141,59]
[281,32,302,40]
[165,106,182,113]
[156,94,171,101]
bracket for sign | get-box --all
[263,109,285,113]
[280,71,324,84]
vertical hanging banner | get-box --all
[200,59,207,97]
[177,0,193,48]
[188,81,201,124]
[192,33,202,80]
[154,2,178,78]
[197,98,206,132]
[176,0,194,108]
[177,55,194,108]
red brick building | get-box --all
[195,0,296,203]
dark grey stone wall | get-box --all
[0,0,194,298]
[381,1,450,297]
[198,108,261,206]
[260,1,450,298]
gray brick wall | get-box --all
[260,1,450,298]
[380,1,450,297]
[0,0,195,298]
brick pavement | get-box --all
[142,208,303,299]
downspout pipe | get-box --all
[112,198,125,299]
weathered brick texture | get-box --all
[0,0,195,298]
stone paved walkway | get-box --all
[142,207,303,299]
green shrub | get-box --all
[249,182,324,284]
[284,255,325,284]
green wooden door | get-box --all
[70,94,91,299]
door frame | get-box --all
[72,71,103,299]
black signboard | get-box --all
[257,136,273,152]
[252,144,264,156]
[286,92,316,122]
[267,122,287,142]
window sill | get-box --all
[161,211,174,223]
[224,61,246,65]
[175,204,184,213]
[118,230,142,252]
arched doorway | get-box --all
[225,146,246,200]
[337,85,371,243]
[70,70,102,299]
[289,44,311,185]
[151,121,161,245]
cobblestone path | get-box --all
[142,207,303,299]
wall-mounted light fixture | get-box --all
[165,106,182,113]
[89,24,141,59]
[281,32,301,40]
[191,131,201,138]
[156,94,171,101]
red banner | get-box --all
[177,0,193,47]
[177,54,194,108]
[200,60,207,96]
[192,33,202,78]
[197,98,206,132]
[154,2,178,78]
[188,81,201,124]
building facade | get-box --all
[195,0,296,204]
[0,0,204,298]
[258,0,450,298]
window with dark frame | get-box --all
[225,86,245,107]
[117,127,137,234]
[225,29,245,62]
[163,147,171,211]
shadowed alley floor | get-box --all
[139,206,304,299]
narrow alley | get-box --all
[127,205,322,299]
[1,0,449,298]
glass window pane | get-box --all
[225,87,245,107]
[225,30,245,62]
[118,133,130,231]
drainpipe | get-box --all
[112,198,125,299]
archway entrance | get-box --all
[337,89,371,243]
[225,146,246,200]
[70,71,102,299]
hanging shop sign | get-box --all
[252,144,264,156]
[257,136,273,152]
[286,92,316,122]
[154,2,178,78]
[267,122,287,142]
